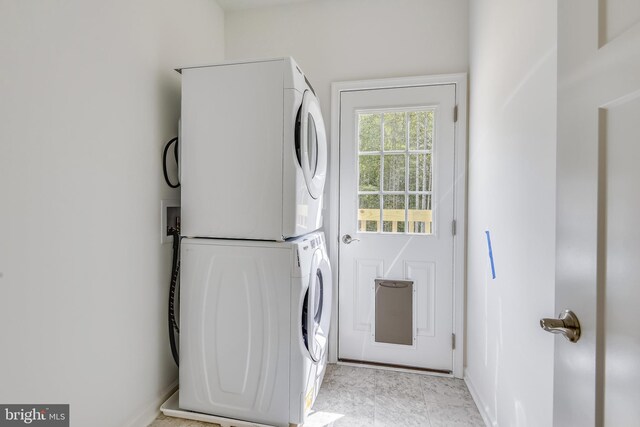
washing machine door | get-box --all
[297,90,327,200]
[303,249,332,362]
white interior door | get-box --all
[338,84,456,372]
[553,1,640,424]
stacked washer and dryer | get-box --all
[175,58,332,427]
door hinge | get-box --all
[452,220,457,236]
[452,333,456,350]
[453,105,458,123]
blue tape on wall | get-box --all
[485,230,496,279]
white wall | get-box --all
[0,1,223,426]
[465,1,556,426]
[225,0,468,139]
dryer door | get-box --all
[303,249,332,362]
[296,90,327,199]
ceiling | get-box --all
[216,0,316,11]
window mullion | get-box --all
[379,113,384,232]
[405,111,409,233]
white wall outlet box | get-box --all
[161,200,180,244]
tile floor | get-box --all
[149,364,485,427]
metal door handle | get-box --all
[342,234,360,244]
[540,309,581,343]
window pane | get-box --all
[355,108,436,236]
[308,114,318,177]
[426,111,434,151]
[359,113,381,152]
[359,155,381,192]
[409,111,427,150]
[383,154,405,191]
[359,194,380,232]
[408,194,432,234]
[383,195,406,233]
[383,112,407,151]
[408,153,432,192]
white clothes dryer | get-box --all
[179,232,332,427]
[179,58,327,241]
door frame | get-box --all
[328,74,468,378]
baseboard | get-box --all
[124,379,179,427]
[464,370,497,427]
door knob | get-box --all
[540,309,581,343]
[342,234,360,244]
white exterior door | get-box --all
[553,1,640,424]
[338,84,457,372]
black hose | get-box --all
[163,137,180,188]
[168,226,180,366]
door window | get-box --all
[302,271,323,349]
[295,91,327,199]
[313,269,323,323]
[307,115,318,177]
[357,109,434,234]
[302,269,324,361]
[302,251,330,362]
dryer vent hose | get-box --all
[168,225,180,366]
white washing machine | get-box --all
[179,231,332,427]
[179,57,327,241]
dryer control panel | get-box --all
[292,231,326,278]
